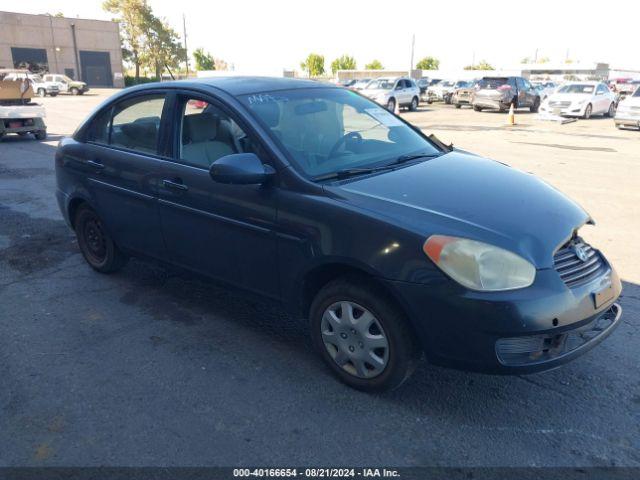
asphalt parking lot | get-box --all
[1,89,639,467]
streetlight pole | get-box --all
[409,33,415,77]
[183,14,189,78]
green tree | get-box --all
[103,0,152,80]
[300,53,325,77]
[140,14,185,80]
[330,54,357,74]
[416,56,439,70]
[364,59,383,70]
[464,60,494,70]
[193,48,215,71]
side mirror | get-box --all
[209,153,275,185]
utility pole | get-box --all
[183,14,189,77]
[472,51,476,68]
[534,48,538,63]
[409,33,415,77]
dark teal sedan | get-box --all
[55,77,622,391]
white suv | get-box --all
[361,77,421,112]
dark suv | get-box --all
[472,76,540,112]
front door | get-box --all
[157,95,279,297]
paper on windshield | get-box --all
[365,107,404,127]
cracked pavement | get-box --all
[1,90,639,467]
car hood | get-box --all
[362,89,390,97]
[618,96,640,107]
[546,92,592,103]
[329,152,590,268]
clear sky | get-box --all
[9,0,640,74]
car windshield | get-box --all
[558,84,594,94]
[366,79,394,90]
[455,81,469,88]
[478,77,508,89]
[241,88,440,179]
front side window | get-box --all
[110,95,165,154]
[241,88,440,179]
[178,98,260,169]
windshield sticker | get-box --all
[365,108,404,127]
[246,93,288,105]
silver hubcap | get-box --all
[321,301,389,379]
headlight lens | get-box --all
[423,235,536,291]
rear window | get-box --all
[478,77,509,89]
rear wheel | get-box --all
[409,96,418,111]
[455,103,462,109]
[75,205,128,273]
[310,277,420,392]
[473,105,483,112]
[583,103,592,119]
[605,102,615,117]
[530,97,540,113]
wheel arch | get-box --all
[298,261,414,327]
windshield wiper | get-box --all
[390,152,442,165]
[313,165,395,181]
[314,153,443,182]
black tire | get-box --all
[35,130,46,140]
[583,103,592,119]
[386,98,396,112]
[310,276,420,392]
[37,88,46,97]
[530,97,540,113]
[605,103,615,118]
[75,205,128,273]
[70,87,80,95]
[409,96,418,111]
[50,92,58,97]
[455,103,462,109]
[473,105,482,112]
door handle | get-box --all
[163,179,188,191]
[86,160,105,170]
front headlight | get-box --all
[423,235,536,291]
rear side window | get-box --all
[478,77,508,89]
[110,95,165,154]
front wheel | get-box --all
[386,98,396,112]
[455,103,462,109]
[35,130,46,140]
[583,103,592,119]
[75,205,128,273]
[37,88,46,97]
[473,105,482,112]
[310,277,420,392]
[70,87,80,95]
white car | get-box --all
[2,71,59,97]
[426,80,456,103]
[361,77,421,111]
[352,78,372,91]
[614,86,640,130]
[540,81,616,119]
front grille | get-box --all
[495,304,620,366]
[554,239,606,287]
[549,101,571,108]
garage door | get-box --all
[79,51,113,87]
[11,47,48,73]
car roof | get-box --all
[136,76,337,97]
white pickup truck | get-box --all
[0,73,47,140]
[3,71,59,97]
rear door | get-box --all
[157,92,279,297]
[81,92,168,258]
